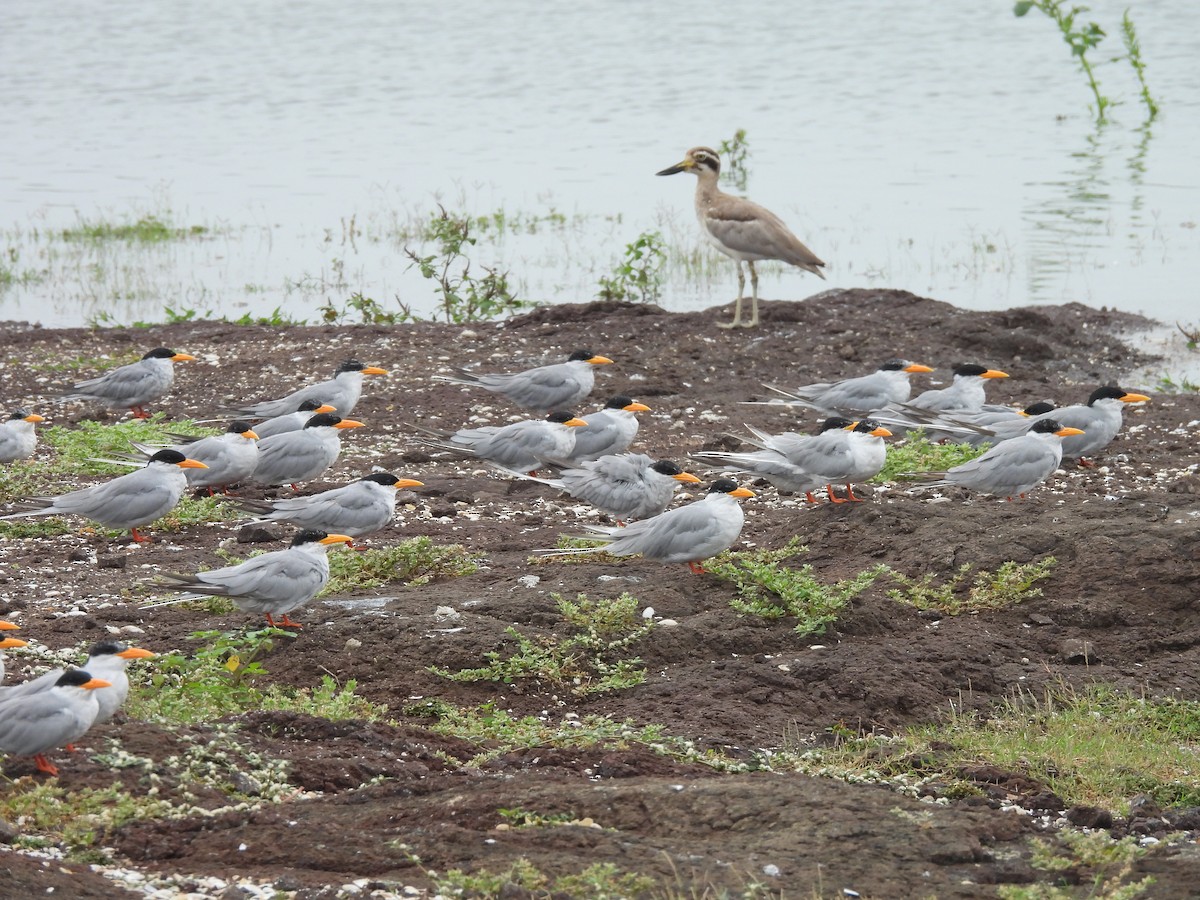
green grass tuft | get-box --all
[876,431,987,482]
[430,592,653,696]
[886,557,1056,615]
[322,536,479,593]
[706,539,886,636]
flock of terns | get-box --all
[0,335,1151,777]
[0,147,1152,777]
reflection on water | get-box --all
[0,0,1197,327]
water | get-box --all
[1,0,1197,327]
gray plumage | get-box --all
[0,641,154,724]
[167,422,260,490]
[434,350,613,414]
[1021,386,1149,460]
[238,473,422,538]
[565,396,649,461]
[151,530,352,625]
[506,454,700,521]
[762,359,933,417]
[250,413,363,487]
[558,480,754,565]
[61,348,194,416]
[0,669,108,772]
[907,419,1082,498]
[228,360,385,419]
[420,412,586,471]
[252,399,337,439]
[0,409,43,463]
[0,449,204,536]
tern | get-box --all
[62,347,195,419]
[0,669,112,776]
[1,449,207,542]
[228,359,386,419]
[0,409,46,463]
[148,530,354,628]
[434,350,613,414]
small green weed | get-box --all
[60,214,208,243]
[0,783,175,856]
[1014,2,1158,123]
[128,628,386,724]
[706,539,886,636]
[430,592,652,695]
[887,557,1056,615]
[717,127,752,191]
[596,230,666,304]
[318,291,410,325]
[323,537,479,594]
[497,806,582,828]
[527,534,613,566]
[875,431,986,482]
[419,854,654,900]
[404,205,532,323]
[1154,373,1200,394]
[999,831,1154,899]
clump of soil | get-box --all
[0,289,1197,898]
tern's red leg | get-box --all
[805,491,819,504]
[65,743,78,753]
[265,614,278,627]
[1078,458,1094,468]
[276,614,304,629]
[130,528,153,543]
[826,484,847,504]
[687,561,707,574]
[130,406,150,419]
[843,483,865,502]
[34,753,59,776]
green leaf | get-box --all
[1013,1,1035,17]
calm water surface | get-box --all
[1,0,1197,327]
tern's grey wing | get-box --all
[252,411,305,438]
[0,667,65,704]
[781,432,856,478]
[475,362,592,411]
[261,482,392,535]
[814,372,906,414]
[946,437,1058,494]
[692,450,822,493]
[0,693,88,755]
[603,497,744,562]
[567,410,634,460]
[253,432,337,485]
[49,467,185,528]
[192,550,328,607]
[181,437,258,487]
[67,360,170,408]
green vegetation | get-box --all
[323,537,479,593]
[416,853,655,900]
[1000,831,1154,899]
[0,245,46,288]
[403,699,736,769]
[318,291,408,325]
[1120,11,1158,121]
[497,806,587,828]
[596,230,666,304]
[60,214,209,243]
[430,592,653,696]
[706,539,886,636]
[0,782,176,856]
[717,128,752,191]
[128,628,387,724]
[404,205,532,323]
[875,431,986,482]
[0,417,226,536]
[886,557,1056,615]
[797,684,1200,811]
[1154,372,1200,394]
[1014,2,1158,123]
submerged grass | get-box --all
[60,214,209,243]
